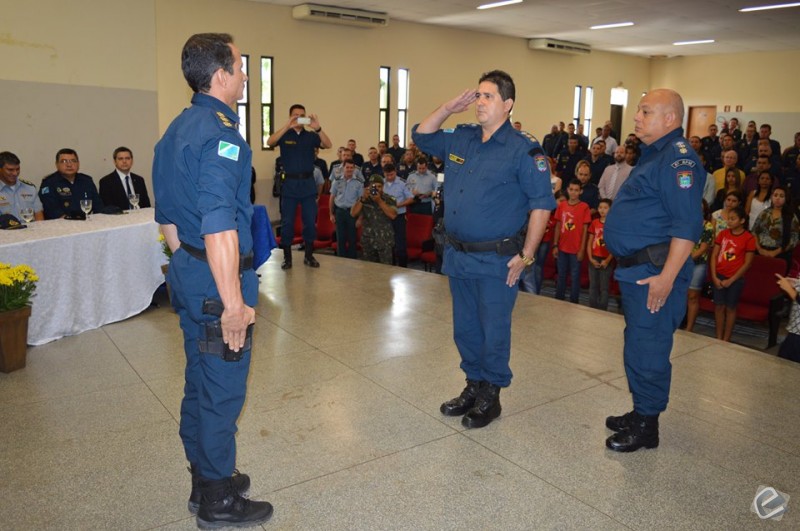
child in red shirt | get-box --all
[587,198,614,310]
[710,205,756,341]
[553,179,591,303]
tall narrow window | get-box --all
[573,85,582,128]
[261,56,274,149]
[584,86,594,138]
[237,54,250,144]
[379,66,391,143]
[397,68,410,146]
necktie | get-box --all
[125,175,133,196]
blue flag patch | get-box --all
[218,141,240,161]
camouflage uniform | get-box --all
[360,193,397,264]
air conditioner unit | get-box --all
[292,4,389,28]
[528,38,591,55]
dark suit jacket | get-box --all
[99,171,151,210]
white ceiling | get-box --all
[253,0,800,57]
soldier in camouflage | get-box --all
[350,175,397,264]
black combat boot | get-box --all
[303,242,320,267]
[440,379,482,417]
[281,246,292,270]
[196,477,273,529]
[605,412,659,452]
[188,464,251,515]
[605,410,638,432]
[462,382,502,429]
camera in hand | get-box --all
[370,184,378,196]
[297,116,311,125]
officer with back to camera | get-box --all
[153,33,273,529]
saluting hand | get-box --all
[444,89,478,114]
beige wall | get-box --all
[0,0,158,188]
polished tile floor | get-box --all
[2,252,799,530]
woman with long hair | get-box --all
[751,186,799,272]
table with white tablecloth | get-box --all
[0,209,166,345]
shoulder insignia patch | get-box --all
[449,153,465,164]
[216,111,235,129]
[670,159,696,169]
[677,170,693,189]
[218,141,240,161]
[41,186,49,194]
[674,140,689,154]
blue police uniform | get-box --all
[38,172,103,219]
[604,127,704,416]
[0,179,43,219]
[384,177,414,266]
[153,92,256,481]
[329,173,364,258]
[412,121,555,387]
[275,128,322,247]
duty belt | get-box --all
[283,172,313,179]
[616,242,670,268]
[445,232,522,256]
[180,241,254,271]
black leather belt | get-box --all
[284,172,313,179]
[180,241,254,271]
[445,233,522,256]
[616,242,670,268]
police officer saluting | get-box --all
[153,33,272,528]
[413,70,555,429]
[603,89,704,452]
[267,104,332,270]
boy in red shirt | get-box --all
[553,179,591,303]
[587,198,614,310]
[710,205,756,341]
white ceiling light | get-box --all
[478,0,522,10]
[590,22,634,30]
[739,2,800,12]
[673,39,715,46]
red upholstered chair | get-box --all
[421,250,437,272]
[698,254,786,348]
[406,213,434,262]
[313,205,334,250]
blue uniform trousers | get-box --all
[334,205,357,258]
[391,213,408,267]
[167,249,255,480]
[618,270,689,416]
[449,276,518,387]
[280,190,317,246]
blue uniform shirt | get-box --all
[330,174,364,208]
[383,177,413,214]
[276,128,321,174]
[0,179,43,219]
[412,121,556,279]
[604,127,705,283]
[39,172,103,219]
[153,92,254,254]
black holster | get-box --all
[198,298,253,362]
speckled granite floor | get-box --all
[2,252,798,530]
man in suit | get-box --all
[99,146,151,210]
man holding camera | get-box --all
[267,103,332,270]
[350,174,397,264]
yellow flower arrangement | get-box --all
[0,262,39,312]
[158,232,173,260]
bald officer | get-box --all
[603,89,704,452]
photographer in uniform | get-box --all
[351,174,397,264]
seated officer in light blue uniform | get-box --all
[0,152,44,221]
[153,33,273,528]
[604,89,704,453]
[413,70,555,429]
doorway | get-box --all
[687,106,716,139]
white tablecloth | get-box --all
[0,209,166,345]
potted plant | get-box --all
[0,262,38,373]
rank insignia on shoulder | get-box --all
[20,178,35,186]
[449,153,465,164]
[677,170,693,189]
[41,186,49,194]
[218,140,240,161]
[216,111,235,128]
[671,159,696,168]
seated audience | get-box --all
[39,148,103,219]
[775,274,800,363]
[751,186,799,270]
[0,151,44,221]
[99,146,151,210]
